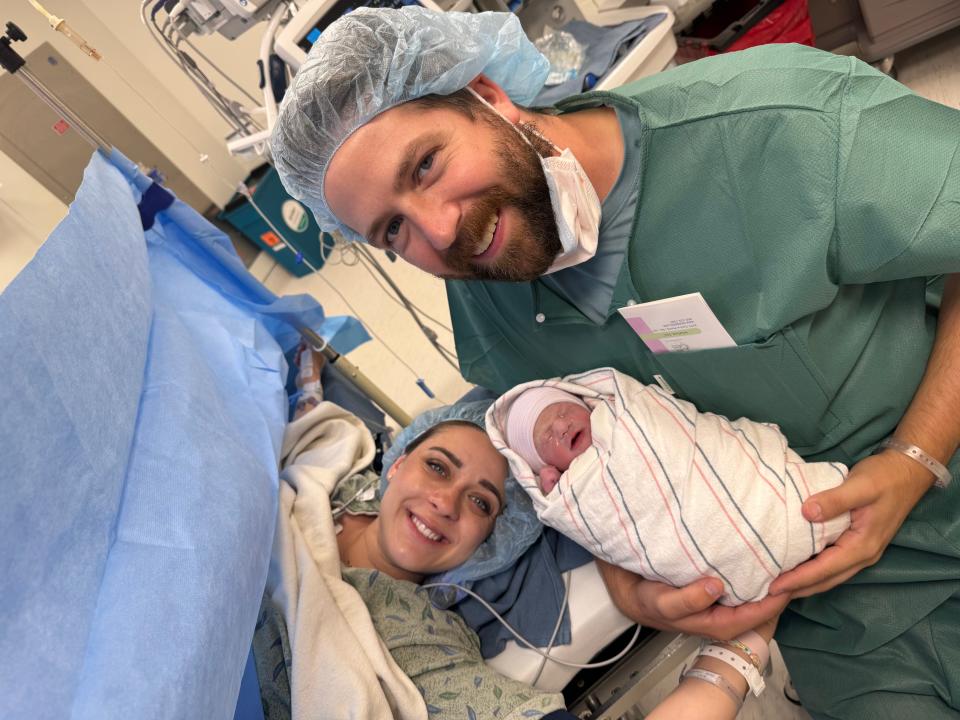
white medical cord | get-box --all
[532,572,570,685]
[353,245,459,370]
[319,233,362,267]
[140,0,248,135]
[181,37,261,106]
[355,244,455,334]
[421,581,643,671]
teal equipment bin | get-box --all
[220,164,328,277]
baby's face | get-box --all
[533,401,593,474]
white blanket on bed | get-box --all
[486,368,850,606]
[266,402,427,720]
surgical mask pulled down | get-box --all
[466,88,601,274]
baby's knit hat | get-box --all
[505,387,585,473]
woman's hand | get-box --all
[595,559,791,641]
[768,450,932,598]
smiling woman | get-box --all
[336,420,508,582]
[309,415,571,719]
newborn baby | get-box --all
[486,367,851,606]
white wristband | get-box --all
[681,668,744,709]
[878,437,951,489]
[700,644,766,697]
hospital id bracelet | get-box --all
[699,644,766,697]
[718,639,763,673]
[878,437,952,489]
[681,668,744,710]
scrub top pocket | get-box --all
[650,329,842,452]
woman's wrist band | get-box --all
[728,630,770,670]
[877,437,951,489]
[681,668,744,710]
[720,639,763,673]
[699,644,766,696]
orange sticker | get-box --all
[53,119,70,135]
[260,230,280,247]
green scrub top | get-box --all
[446,44,960,718]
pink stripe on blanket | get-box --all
[648,390,778,579]
[619,416,706,577]
[718,424,786,505]
[693,460,777,580]
[596,450,653,575]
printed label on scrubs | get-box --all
[618,292,736,354]
[282,200,309,233]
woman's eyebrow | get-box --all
[430,446,462,468]
[430,446,505,508]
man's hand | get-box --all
[595,559,791,641]
[768,450,933,598]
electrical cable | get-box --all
[421,580,643,671]
[352,245,459,369]
[142,1,246,134]
[355,245,454,333]
[144,1,255,136]
[181,37,261,106]
[237,185,451,402]
[532,572,571,686]
[169,27,260,130]
[160,18,252,132]
[352,250,460,370]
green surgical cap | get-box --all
[270,8,549,242]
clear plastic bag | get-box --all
[534,27,586,86]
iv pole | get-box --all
[0,20,413,427]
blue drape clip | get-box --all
[416,378,435,399]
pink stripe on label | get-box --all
[624,316,668,354]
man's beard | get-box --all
[442,119,562,282]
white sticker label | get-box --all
[617,292,736,354]
[282,200,309,233]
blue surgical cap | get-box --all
[271,8,549,243]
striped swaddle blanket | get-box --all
[486,367,850,606]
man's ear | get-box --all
[466,74,523,123]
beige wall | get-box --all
[0,0,271,288]
[0,153,66,292]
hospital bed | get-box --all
[0,145,700,720]
[0,16,699,720]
